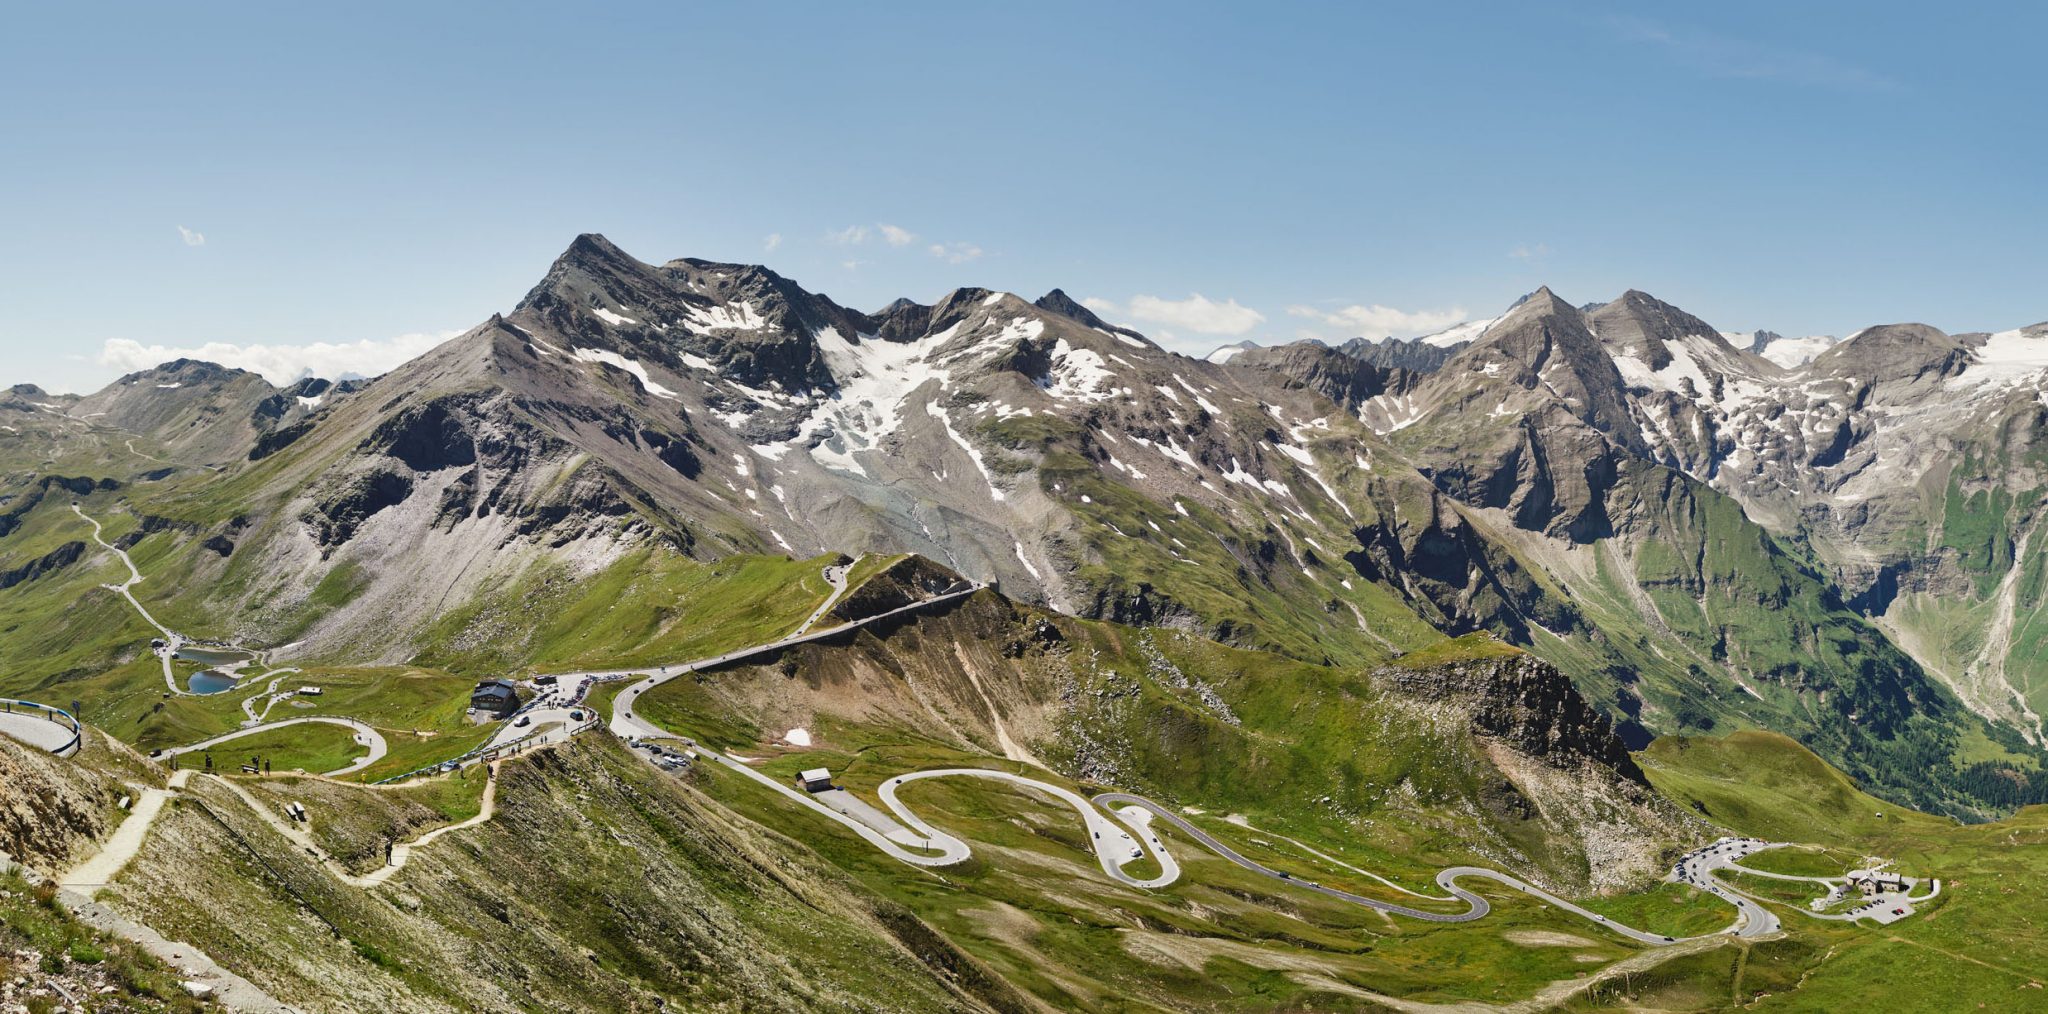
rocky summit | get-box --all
[3,236,2046,1013]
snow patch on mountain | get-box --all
[927,400,1003,501]
[1042,338,1122,402]
[1611,336,1770,413]
[1950,328,2048,390]
[1750,334,1838,369]
[572,348,678,400]
[1205,340,1256,364]
[769,327,955,476]
[682,301,767,335]
[1419,317,1498,348]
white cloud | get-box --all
[826,225,869,245]
[1285,303,1468,338]
[841,259,864,271]
[177,225,205,247]
[764,232,782,252]
[1091,293,1265,335]
[1608,17,1899,92]
[98,330,462,386]
[928,241,983,264]
[878,224,916,247]
[1509,242,1550,261]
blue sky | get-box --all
[4,1,2043,391]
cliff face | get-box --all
[1381,653,1647,785]
[1231,340,1422,412]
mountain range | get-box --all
[8,234,2046,821]
[8,234,2048,1010]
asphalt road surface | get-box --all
[1669,837,1784,937]
[0,707,81,755]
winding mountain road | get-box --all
[1669,839,1784,936]
[681,766,1781,947]
[73,505,188,694]
[240,669,304,723]
[586,567,1786,947]
[1098,793,1742,943]
[891,770,1180,887]
[1707,847,1941,925]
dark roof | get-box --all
[472,681,519,701]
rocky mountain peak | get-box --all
[507,236,866,393]
[1461,286,1618,390]
[1335,335,1461,373]
[126,358,261,384]
[1507,285,1572,317]
[1032,288,1149,344]
[559,231,637,270]
[1231,340,1418,412]
[1586,290,1744,371]
[1031,287,1090,318]
[1809,322,1969,386]
[1379,652,1649,784]
[870,296,934,341]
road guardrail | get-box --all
[0,698,83,756]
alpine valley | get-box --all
[4,236,2047,1012]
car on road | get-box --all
[514,715,531,728]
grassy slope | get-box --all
[181,721,365,776]
[0,870,209,1014]
[0,470,836,777]
[240,772,490,873]
[630,612,1696,1010]
[1635,730,2048,1010]
[1486,464,2035,821]
[1003,412,1449,673]
[691,737,1664,1010]
[102,737,1018,1014]
[411,547,836,674]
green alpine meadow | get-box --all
[5,5,2044,1011]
